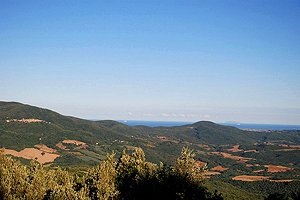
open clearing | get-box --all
[62,140,86,146]
[253,169,264,173]
[206,171,221,176]
[35,144,57,153]
[232,175,294,182]
[211,165,228,171]
[265,165,293,173]
[211,152,253,163]
[194,160,207,168]
[246,163,260,167]
[270,179,293,182]
[196,144,211,151]
[62,140,88,149]
[3,148,60,164]
[56,142,69,150]
[244,149,259,153]
[232,175,270,181]
[228,145,243,152]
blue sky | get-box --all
[1,0,300,124]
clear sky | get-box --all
[1,0,300,124]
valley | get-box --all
[0,101,300,199]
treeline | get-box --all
[0,147,223,200]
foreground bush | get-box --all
[0,147,223,200]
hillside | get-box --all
[1,101,300,198]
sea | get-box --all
[118,120,300,130]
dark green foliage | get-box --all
[205,180,263,200]
[119,171,221,200]
[115,147,222,200]
[227,180,300,196]
[54,154,97,167]
[265,193,288,200]
[0,147,223,200]
[264,191,300,200]
[291,191,300,200]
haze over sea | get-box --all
[119,120,300,130]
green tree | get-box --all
[85,152,119,200]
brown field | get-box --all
[274,148,300,152]
[211,165,228,171]
[196,144,211,150]
[265,165,293,173]
[246,163,260,167]
[206,171,221,176]
[3,148,60,164]
[232,175,270,182]
[270,179,293,182]
[204,171,221,179]
[56,142,69,150]
[266,142,300,151]
[211,152,253,163]
[228,145,243,152]
[244,149,259,153]
[273,144,300,151]
[34,144,57,153]
[253,169,264,173]
[43,163,52,167]
[227,145,258,153]
[194,160,207,168]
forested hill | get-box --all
[1,101,300,199]
[0,101,299,162]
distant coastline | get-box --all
[221,122,300,131]
[118,120,300,130]
[118,120,190,127]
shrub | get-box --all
[0,147,223,200]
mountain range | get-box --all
[1,101,300,164]
[1,101,300,198]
